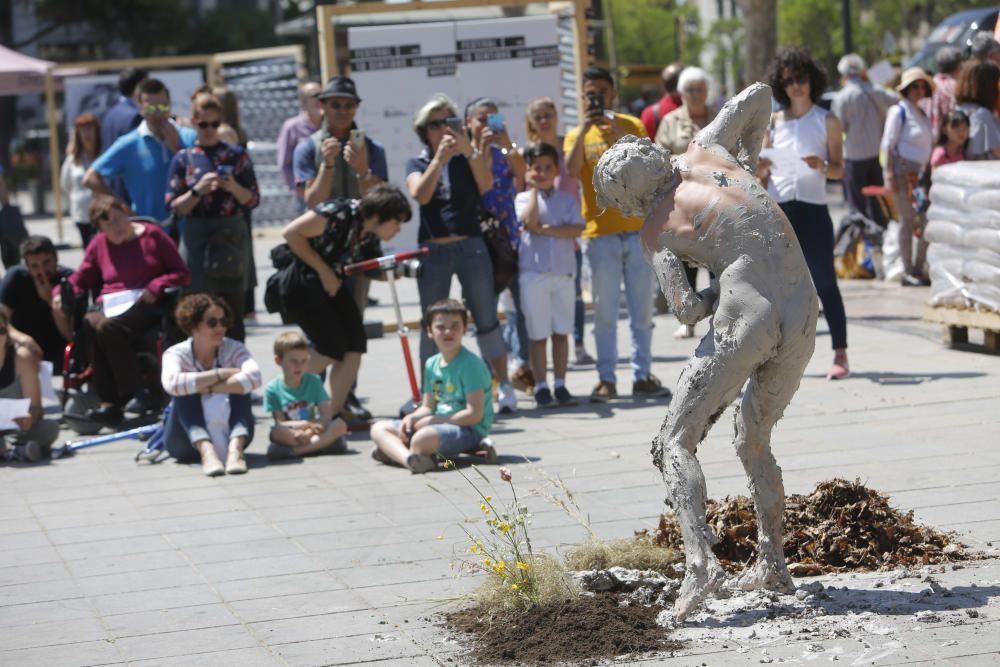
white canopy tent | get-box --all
[0,43,83,95]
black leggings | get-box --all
[780,200,848,350]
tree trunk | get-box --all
[736,0,777,86]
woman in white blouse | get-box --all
[881,68,934,287]
[60,113,101,248]
[162,294,261,476]
[758,47,849,380]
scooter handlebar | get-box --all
[343,248,429,275]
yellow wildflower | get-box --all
[480,503,490,515]
[469,544,480,554]
[494,561,507,574]
[483,558,492,566]
[436,535,443,540]
[485,495,492,501]
[516,561,529,571]
[511,584,520,591]
[498,521,511,534]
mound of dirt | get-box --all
[446,593,680,665]
[652,478,973,575]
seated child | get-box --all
[265,331,347,459]
[370,298,495,473]
[515,143,585,408]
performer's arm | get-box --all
[652,248,716,325]
[694,82,772,175]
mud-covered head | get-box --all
[593,136,681,219]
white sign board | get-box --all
[347,15,562,251]
[63,69,205,132]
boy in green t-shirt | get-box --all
[370,299,495,473]
[265,332,347,459]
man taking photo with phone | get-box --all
[293,76,388,208]
[565,66,672,403]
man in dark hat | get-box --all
[291,75,390,422]
[292,75,388,207]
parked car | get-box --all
[907,6,1000,73]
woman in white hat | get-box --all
[880,67,934,287]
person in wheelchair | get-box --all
[54,194,191,425]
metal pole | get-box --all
[842,0,853,54]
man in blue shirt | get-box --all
[85,78,196,221]
[98,68,147,202]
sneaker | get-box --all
[574,344,595,365]
[371,446,392,465]
[497,382,517,414]
[589,380,618,403]
[225,446,248,475]
[478,437,498,464]
[344,392,373,422]
[632,375,672,399]
[199,444,225,477]
[554,386,578,406]
[267,442,298,461]
[406,452,437,474]
[326,436,349,455]
[534,387,555,408]
[901,273,931,287]
[510,366,536,393]
[673,324,695,339]
[12,441,43,463]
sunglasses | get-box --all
[197,120,221,129]
[782,74,809,87]
[325,100,357,111]
[142,103,171,114]
[204,317,231,329]
[427,117,460,130]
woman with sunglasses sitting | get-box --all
[55,194,191,425]
[757,46,850,380]
[162,293,261,476]
[165,93,259,342]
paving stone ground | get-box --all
[2,196,999,666]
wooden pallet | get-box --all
[923,305,1000,353]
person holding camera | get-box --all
[166,92,258,343]
[406,94,517,413]
[565,66,672,403]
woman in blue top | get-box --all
[405,94,516,414]
[166,92,259,342]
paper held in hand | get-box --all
[759,147,814,177]
[0,398,31,431]
[102,289,143,318]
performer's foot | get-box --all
[673,559,726,621]
[731,557,795,594]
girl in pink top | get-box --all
[930,109,970,169]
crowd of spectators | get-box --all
[1,35,998,472]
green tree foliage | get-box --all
[606,0,703,66]
[778,0,999,77]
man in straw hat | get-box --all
[593,82,818,621]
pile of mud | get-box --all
[653,478,973,575]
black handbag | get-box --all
[204,226,244,280]
[479,213,518,295]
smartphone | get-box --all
[349,128,366,148]
[217,164,234,178]
[444,117,464,133]
[487,112,505,132]
[586,92,604,114]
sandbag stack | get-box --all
[924,161,1000,312]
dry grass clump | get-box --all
[564,534,682,575]
[473,553,578,624]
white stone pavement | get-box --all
[1,201,999,666]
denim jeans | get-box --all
[417,237,505,366]
[165,393,254,463]
[501,279,530,366]
[585,232,654,384]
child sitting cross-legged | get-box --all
[516,142,586,408]
[265,331,347,460]
[370,298,495,473]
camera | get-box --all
[444,117,464,133]
[586,92,603,114]
[399,258,422,279]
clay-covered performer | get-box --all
[593,82,817,621]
